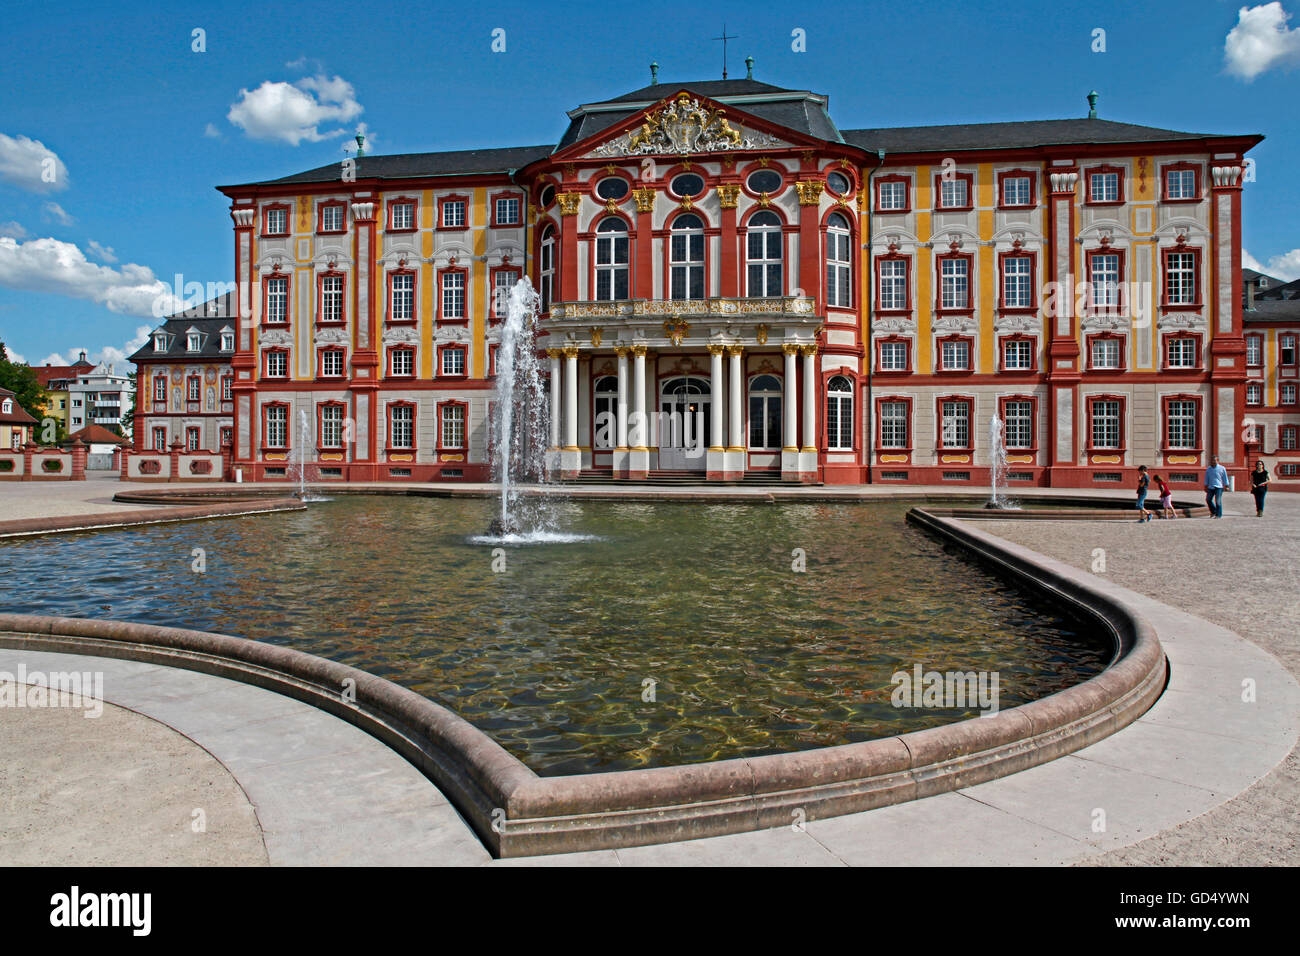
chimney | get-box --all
[1247,281,1255,310]
[79,350,87,362]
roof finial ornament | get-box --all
[712,23,738,79]
[745,55,754,80]
[650,61,658,85]
[355,131,366,157]
[1087,90,1099,120]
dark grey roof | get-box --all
[1242,268,1285,287]
[1243,300,1300,322]
[226,145,553,188]
[555,80,841,152]
[843,118,1240,154]
[1255,277,1300,300]
[131,293,238,362]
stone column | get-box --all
[629,345,649,480]
[707,344,726,480]
[799,345,819,482]
[782,343,799,481]
[548,349,562,449]
[560,345,581,479]
[615,347,630,478]
[724,346,744,481]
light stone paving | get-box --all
[1,479,1296,865]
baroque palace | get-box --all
[134,68,1297,487]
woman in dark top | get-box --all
[1135,465,1151,523]
[1250,460,1270,517]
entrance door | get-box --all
[659,377,710,471]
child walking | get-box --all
[1154,473,1176,520]
[1135,465,1152,523]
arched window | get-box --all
[594,218,629,301]
[746,211,783,297]
[594,376,618,448]
[826,375,854,450]
[670,214,705,300]
[539,225,556,313]
[748,374,782,450]
[826,213,852,308]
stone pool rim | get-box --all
[0,506,1167,857]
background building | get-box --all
[214,72,1269,487]
[66,360,134,438]
[33,353,94,436]
[0,387,37,451]
[131,292,236,453]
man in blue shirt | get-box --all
[1204,456,1229,518]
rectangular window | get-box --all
[391,202,414,230]
[321,350,344,377]
[940,339,970,370]
[1090,172,1119,203]
[1281,335,1297,366]
[390,348,413,376]
[1090,253,1120,308]
[1283,383,1298,405]
[493,270,519,319]
[1003,400,1033,449]
[939,178,968,209]
[441,348,465,377]
[320,274,344,323]
[265,351,287,378]
[1166,337,1197,368]
[940,400,970,448]
[494,196,520,225]
[441,404,465,449]
[152,427,167,452]
[441,272,465,319]
[221,376,232,401]
[265,405,287,448]
[265,207,287,235]
[879,401,908,448]
[878,259,907,310]
[1246,336,1263,366]
[187,377,201,402]
[1090,337,1121,369]
[1246,383,1263,406]
[186,427,201,451]
[389,405,413,449]
[442,200,466,228]
[320,405,343,448]
[1166,168,1196,200]
[1282,426,1298,451]
[940,258,969,310]
[390,273,414,321]
[219,426,232,448]
[320,204,344,232]
[1090,400,1121,449]
[1165,252,1197,305]
[880,341,908,371]
[153,377,166,402]
[1002,176,1032,206]
[1003,339,1033,371]
[1002,256,1032,308]
[266,277,288,323]
[1166,400,1198,449]
[878,180,907,211]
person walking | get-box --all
[1250,460,1270,517]
[1154,473,1176,520]
[1204,455,1229,518]
[1135,465,1152,522]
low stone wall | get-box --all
[0,444,85,481]
[122,450,225,482]
[0,505,1167,856]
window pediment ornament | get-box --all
[260,329,292,347]
[994,314,1038,332]
[1081,313,1130,331]
[932,315,976,333]
[1156,313,1206,331]
[434,325,471,344]
[383,326,421,346]
[873,316,911,332]
[592,94,784,157]
[315,327,351,346]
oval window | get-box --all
[539,185,555,207]
[596,177,629,201]
[671,173,705,197]
[827,171,851,196]
[747,169,783,194]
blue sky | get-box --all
[2,0,1298,369]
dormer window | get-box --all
[154,333,168,352]
[1,399,11,414]
[187,332,201,352]
[220,330,234,351]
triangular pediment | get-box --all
[570,91,804,161]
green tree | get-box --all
[119,370,137,438]
[0,339,51,418]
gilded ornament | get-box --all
[717,183,741,208]
[557,192,581,216]
[663,317,689,346]
[755,324,769,345]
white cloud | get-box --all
[87,240,117,263]
[41,326,152,370]
[0,235,186,318]
[1244,247,1300,280]
[1225,3,1300,80]
[0,133,69,192]
[42,201,74,226]
[0,221,27,240]
[226,73,363,145]
[3,345,26,364]
[203,122,223,139]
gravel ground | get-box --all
[975,489,1300,865]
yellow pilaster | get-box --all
[471,187,488,378]
[977,164,995,373]
[916,165,932,373]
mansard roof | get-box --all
[842,118,1246,154]
[130,291,238,362]
[223,145,554,189]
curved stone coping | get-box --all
[0,503,1166,857]
[0,498,304,539]
[923,503,1209,521]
